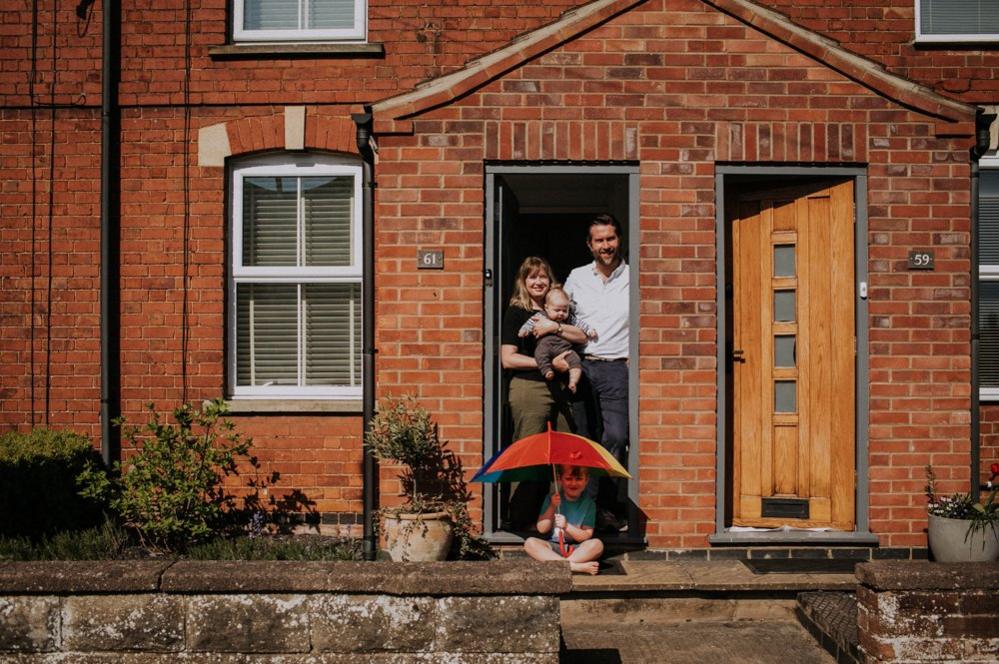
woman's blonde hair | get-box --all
[509,256,556,310]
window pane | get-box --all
[920,0,999,35]
[243,177,298,266]
[308,0,355,30]
[775,335,796,367]
[773,245,795,277]
[775,381,796,413]
[980,171,999,264]
[244,0,299,30]
[304,283,361,387]
[980,282,999,388]
[236,283,298,387]
[774,291,796,322]
[303,176,353,266]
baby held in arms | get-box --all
[518,287,597,393]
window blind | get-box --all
[236,283,298,387]
[980,282,999,388]
[920,0,999,35]
[243,0,355,31]
[304,283,360,387]
[243,177,297,267]
[981,171,999,265]
[303,176,353,267]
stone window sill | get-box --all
[224,399,362,414]
[209,43,384,60]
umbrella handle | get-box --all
[551,463,560,516]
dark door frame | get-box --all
[483,164,640,541]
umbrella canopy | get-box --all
[472,423,631,483]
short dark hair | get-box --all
[588,213,622,240]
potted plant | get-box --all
[365,395,486,561]
[925,465,999,562]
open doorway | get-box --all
[483,164,640,542]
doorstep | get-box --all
[570,559,858,594]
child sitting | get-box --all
[523,464,604,575]
[518,287,597,393]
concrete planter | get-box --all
[383,511,454,561]
[927,513,999,562]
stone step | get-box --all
[796,591,861,664]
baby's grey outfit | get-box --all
[518,312,588,380]
[534,334,581,379]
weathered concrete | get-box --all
[64,595,185,652]
[0,596,60,652]
[0,561,172,594]
[856,562,999,663]
[0,561,566,662]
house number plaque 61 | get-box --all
[907,250,934,270]
[417,249,444,269]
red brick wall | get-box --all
[373,0,973,547]
[756,0,999,104]
[0,109,102,438]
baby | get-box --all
[518,287,597,393]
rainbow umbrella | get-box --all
[472,422,631,483]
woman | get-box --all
[501,256,587,529]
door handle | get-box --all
[731,349,746,363]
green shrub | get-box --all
[79,399,257,551]
[0,429,105,538]
[0,516,132,561]
[185,535,362,561]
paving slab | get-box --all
[562,620,836,663]
[570,560,857,593]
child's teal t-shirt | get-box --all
[539,494,596,543]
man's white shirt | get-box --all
[563,260,629,360]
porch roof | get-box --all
[369,0,976,134]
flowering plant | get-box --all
[925,465,999,544]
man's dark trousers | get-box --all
[572,358,629,511]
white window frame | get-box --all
[980,156,999,401]
[233,0,366,43]
[915,0,999,43]
[228,153,363,399]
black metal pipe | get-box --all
[99,0,121,466]
[969,109,996,501]
[353,112,378,560]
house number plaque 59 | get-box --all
[907,250,934,270]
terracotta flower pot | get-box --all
[927,513,999,562]
[383,511,454,562]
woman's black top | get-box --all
[501,305,545,382]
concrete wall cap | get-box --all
[0,561,173,594]
[0,560,572,596]
[856,561,999,591]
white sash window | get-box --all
[234,0,366,42]
[916,0,999,42]
[981,164,999,399]
[229,155,362,399]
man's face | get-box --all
[559,466,588,501]
[587,223,620,269]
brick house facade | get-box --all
[2,0,998,551]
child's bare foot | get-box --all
[568,380,578,393]
[569,561,600,575]
[544,370,555,380]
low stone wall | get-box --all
[0,560,570,662]
[856,561,999,663]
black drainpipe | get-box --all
[970,108,996,501]
[353,112,378,560]
[99,0,121,466]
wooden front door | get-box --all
[729,180,856,530]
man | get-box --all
[563,213,630,530]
